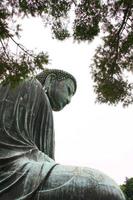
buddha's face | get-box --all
[47,78,75,111]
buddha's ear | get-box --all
[45,73,56,89]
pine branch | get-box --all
[117,6,131,36]
[0,39,10,60]
[9,36,36,58]
[114,5,131,62]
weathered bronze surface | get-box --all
[0,69,125,199]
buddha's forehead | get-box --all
[60,78,74,86]
[59,78,75,94]
[62,78,74,84]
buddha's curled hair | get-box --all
[36,68,77,93]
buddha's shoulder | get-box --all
[0,77,42,91]
[22,77,42,87]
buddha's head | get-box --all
[36,69,77,111]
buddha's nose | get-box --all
[66,98,71,104]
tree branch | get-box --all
[0,39,10,60]
[117,6,131,36]
[9,36,36,58]
[114,6,131,61]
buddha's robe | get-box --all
[0,79,56,199]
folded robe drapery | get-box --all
[0,79,56,199]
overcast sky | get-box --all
[18,17,133,185]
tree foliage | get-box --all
[0,0,132,105]
[91,0,133,106]
[120,177,133,200]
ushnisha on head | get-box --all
[36,69,77,111]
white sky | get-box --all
[17,17,133,185]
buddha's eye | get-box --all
[68,87,71,95]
